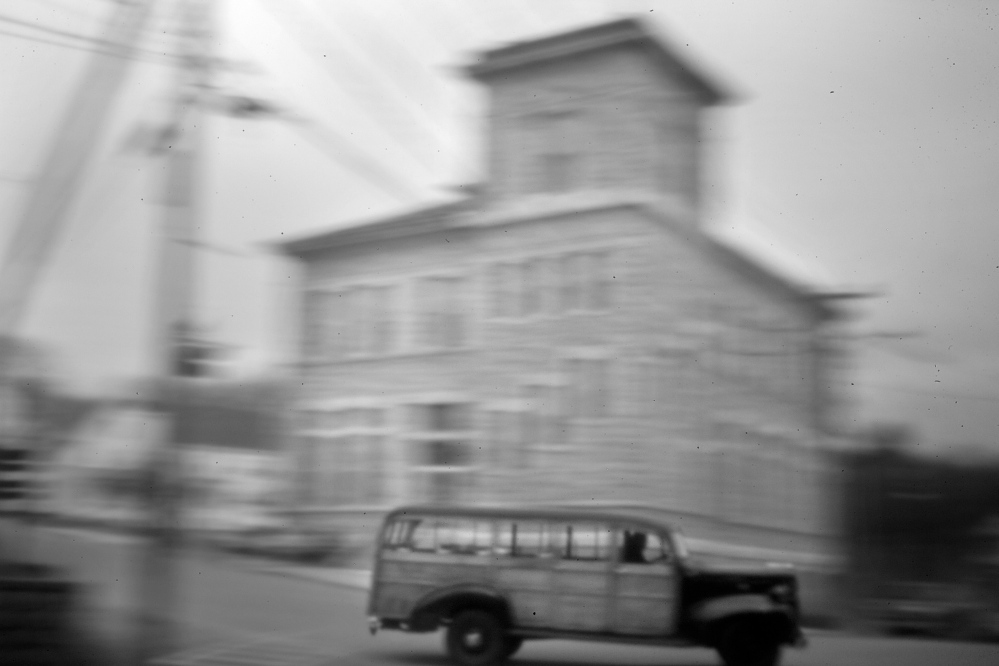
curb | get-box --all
[261,565,372,591]
[238,559,372,592]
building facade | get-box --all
[279,19,845,589]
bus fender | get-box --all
[689,594,794,624]
[410,584,512,630]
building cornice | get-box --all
[275,188,838,320]
[465,17,732,106]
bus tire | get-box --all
[503,636,523,658]
[717,617,782,666]
[446,609,507,666]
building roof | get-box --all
[698,231,840,321]
[278,199,473,257]
[277,190,840,320]
[465,17,731,106]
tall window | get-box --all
[491,263,521,319]
[298,406,387,505]
[560,253,585,312]
[486,408,526,471]
[420,277,466,349]
[535,112,582,193]
[298,434,320,505]
[521,259,541,316]
[523,383,567,452]
[325,289,357,358]
[539,256,561,315]
[490,252,612,321]
[323,285,396,358]
[586,252,611,310]
[566,358,610,418]
[302,291,327,358]
[636,353,674,419]
[408,403,476,503]
[359,285,394,355]
[559,251,612,313]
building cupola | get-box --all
[466,18,731,218]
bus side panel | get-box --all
[550,560,612,632]
[612,562,678,635]
[372,550,496,620]
[496,560,554,629]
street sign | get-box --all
[0,447,30,501]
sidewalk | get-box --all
[243,560,372,591]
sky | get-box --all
[1,0,997,456]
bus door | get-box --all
[549,522,614,632]
[611,526,680,636]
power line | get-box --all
[0,10,119,47]
[0,0,156,335]
[283,113,420,203]
[33,0,105,23]
[0,26,123,58]
[0,9,176,62]
[289,0,446,134]
[208,56,423,203]
[256,0,443,173]
[0,24,175,61]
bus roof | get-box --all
[383,502,685,532]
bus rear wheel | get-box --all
[446,610,507,666]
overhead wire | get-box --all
[32,0,106,24]
[300,0,445,130]
[0,10,121,48]
[0,26,163,62]
[217,1,427,202]
[255,0,442,174]
[0,11,175,63]
[0,0,185,190]
[0,0,157,334]
[8,0,425,217]
[263,105,421,204]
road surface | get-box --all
[14,522,999,666]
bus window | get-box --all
[410,519,436,552]
[494,522,515,556]
[437,519,494,555]
[549,523,571,558]
[568,524,613,561]
[621,529,671,564]
[470,520,494,555]
[515,522,544,557]
[504,521,563,558]
[382,521,401,547]
[437,519,467,553]
[383,519,418,550]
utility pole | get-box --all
[134,1,214,663]
[0,0,155,336]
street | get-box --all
[17,523,999,666]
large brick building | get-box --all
[278,19,846,581]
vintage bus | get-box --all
[367,504,806,666]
